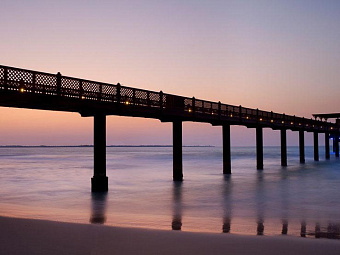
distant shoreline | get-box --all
[0,145,215,148]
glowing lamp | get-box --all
[125,101,130,105]
[20,88,25,93]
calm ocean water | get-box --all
[0,146,340,238]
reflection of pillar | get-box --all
[300,221,306,237]
[257,219,264,235]
[172,182,182,230]
[222,175,232,233]
[281,220,288,235]
[90,192,108,224]
[222,217,231,233]
[315,223,321,238]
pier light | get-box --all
[81,96,85,99]
[271,119,273,123]
[331,127,333,130]
[246,116,249,119]
[259,118,263,121]
[230,114,233,117]
[291,122,293,125]
[211,112,214,115]
[282,121,285,124]
[125,101,130,105]
[299,123,301,126]
[188,108,192,113]
[20,88,25,93]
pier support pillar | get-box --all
[92,113,108,192]
[325,132,330,159]
[335,133,339,158]
[223,125,231,174]
[333,136,336,153]
[280,129,287,166]
[314,132,319,161]
[299,130,305,163]
[256,127,263,170]
[173,121,183,181]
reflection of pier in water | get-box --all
[172,182,183,230]
[90,192,108,224]
[167,177,340,239]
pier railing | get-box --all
[0,65,337,132]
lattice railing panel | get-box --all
[35,73,57,95]
[0,67,4,89]
[7,69,33,91]
[61,77,80,98]
[134,90,148,105]
[120,87,134,104]
[101,84,116,102]
[149,92,160,107]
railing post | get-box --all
[147,91,150,107]
[239,105,242,121]
[159,91,163,110]
[98,84,102,101]
[116,83,121,105]
[4,67,8,90]
[218,101,221,119]
[56,72,61,96]
[256,108,259,123]
[132,88,136,105]
[192,97,196,115]
[79,80,83,99]
[32,72,36,93]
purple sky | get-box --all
[1,0,340,145]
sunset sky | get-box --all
[1,0,340,146]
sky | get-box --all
[1,0,340,146]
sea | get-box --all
[0,146,340,239]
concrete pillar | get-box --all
[281,129,287,166]
[92,113,108,192]
[223,125,231,174]
[333,136,336,153]
[256,127,263,170]
[173,121,183,181]
[314,132,319,161]
[325,132,330,159]
[335,133,339,158]
[299,130,305,163]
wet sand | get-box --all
[1,216,340,255]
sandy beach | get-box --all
[1,216,339,255]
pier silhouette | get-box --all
[1,65,339,191]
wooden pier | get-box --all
[0,65,339,191]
